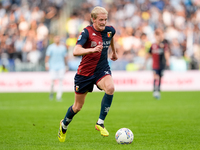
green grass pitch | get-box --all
[0,91,200,150]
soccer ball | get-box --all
[115,128,134,144]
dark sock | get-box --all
[63,105,76,128]
[158,77,161,92]
[99,93,113,120]
[154,79,159,92]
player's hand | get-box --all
[166,60,170,67]
[65,66,69,72]
[45,66,49,71]
[93,45,103,53]
[45,63,49,71]
[111,52,118,61]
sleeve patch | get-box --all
[78,35,82,41]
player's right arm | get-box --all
[45,45,51,71]
[143,45,152,70]
[73,27,103,56]
[45,56,50,70]
[163,40,170,67]
[73,44,103,56]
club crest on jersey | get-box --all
[107,32,112,38]
[91,41,97,47]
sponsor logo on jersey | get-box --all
[91,41,97,47]
[107,32,112,37]
[98,40,111,48]
[92,33,96,36]
[103,41,111,45]
[152,48,163,54]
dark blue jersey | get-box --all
[76,25,115,76]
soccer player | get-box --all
[58,6,118,142]
[45,35,68,101]
[144,29,170,99]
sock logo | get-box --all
[65,118,72,123]
[104,107,110,113]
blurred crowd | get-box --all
[66,0,200,71]
[0,0,63,71]
[1,0,200,72]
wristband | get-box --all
[45,63,49,67]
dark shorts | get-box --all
[153,69,164,77]
[74,69,111,94]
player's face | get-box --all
[155,33,163,43]
[154,29,164,43]
[54,36,60,44]
[93,13,107,31]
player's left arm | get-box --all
[164,43,170,67]
[64,56,69,71]
[110,37,118,61]
[45,55,50,71]
[63,46,69,71]
[143,45,152,70]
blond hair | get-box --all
[91,6,108,22]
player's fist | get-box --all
[93,45,103,53]
[111,52,118,61]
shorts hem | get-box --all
[96,74,111,85]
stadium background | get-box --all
[0,0,200,92]
[1,1,200,150]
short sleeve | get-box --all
[148,45,152,54]
[46,45,51,56]
[63,46,67,56]
[111,26,116,37]
[76,28,89,46]
[163,40,169,52]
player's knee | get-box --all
[106,84,115,95]
[73,105,83,113]
[153,75,158,80]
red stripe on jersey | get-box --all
[151,43,160,69]
[77,26,103,76]
[152,53,160,69]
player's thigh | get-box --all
[153,70,160,79]
[74,74,95,93]
[97,75,114,94]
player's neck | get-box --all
[156,40,163,44]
